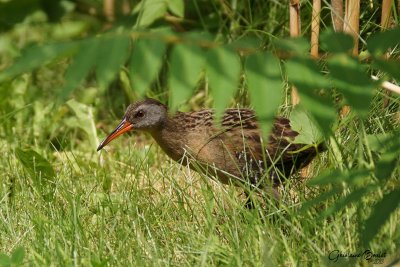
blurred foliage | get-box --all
[0,246,25,266]
[15,147,56,201]
[0,0,399,255]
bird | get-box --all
[97,98,324,190]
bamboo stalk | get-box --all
[311,0,321,58]
[381,0,393,108]
[289,0,301,105]
[381,0,393,28]
[304,0,321,178]
[344,0,360,56]
[303,0,320,179]
[290,0,301,36]
[103,0,115,22]
[331,0,344,32]
[122,0,131,15]
[340,0,360,117]
[398,0,400,16]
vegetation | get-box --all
[0,0,399,266]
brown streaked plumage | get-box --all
[97,98,324,187]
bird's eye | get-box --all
[135,110,145,118]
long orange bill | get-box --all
[97,118,133,151]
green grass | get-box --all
[0,119,399,266]
[0,50,399,267]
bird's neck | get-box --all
[149,114,188,162]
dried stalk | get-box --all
[289,0,301,105]
[103,0,115,22]
[341,0,360,117]
[122,0,131,15]
[331,0,344,31]
[381,0,393,108]
[381,0,393,29]
[311,0,321,58]
[304,0,321,178]
[344,0,360,56]
[290,0,301,36]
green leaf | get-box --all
[320,30,354,53]
[0,254,11,266]
[15,148,55,180]
[66,99,99,150]
[245,52,283,137]
[168,0,184,17]
[361,188,400,246]
[308,169,370,186]
[374,140,400,182]
[289,107,323,144]
[373,59,400,81]
[59,38,99,100]
[368,27,400,56]
[206,46,241,118]
[228,36,263,51]
[343,169,372,186]
[168,43,205,110]
[95,34,130,91]
[366,133,394,152]
[300,187,342,213]
[51,21,88,39]
[129,38,166,96]
[328,54,375,118]
[11,247,25,265]
[286,57,335,134]
[0,42,77,82]
[134,0,168,27]
[15,148,56,201]
[286,57,330,89]
[273,37,310,54]
[307,170,342,186]
[319,185,376,219]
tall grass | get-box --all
[0,0,399,266]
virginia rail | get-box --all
[97,99,323,187]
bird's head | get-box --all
[97,99,167,151]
